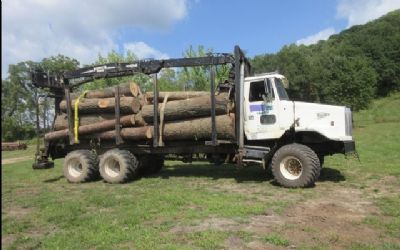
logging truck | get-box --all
[31,46,355,188]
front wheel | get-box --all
[271,144,320,188]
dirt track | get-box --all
[1,156,32,165]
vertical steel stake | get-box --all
[114,86,123,145]
[153,74,159,147]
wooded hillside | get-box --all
[251,10,400,111]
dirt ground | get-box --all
[169,175,400,249]
[2,162,399,249]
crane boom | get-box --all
[31,53,238,91]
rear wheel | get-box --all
[271,144,320,188]
[63,150,99,183]
[99,149,139,183]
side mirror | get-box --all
[281,77,289,88]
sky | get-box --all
[2,0,400,79]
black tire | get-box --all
[63,150,99,183]
[271,143,320,188]
[262,157,273,178]
[207,154,225,166]
[139,155,164,176]
[99,149,139,183]
[318,154,325,167]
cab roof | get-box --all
[245,72,285,82]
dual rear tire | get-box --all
[63,149,164,184]
[63,150,99,183]
[99,149,140,183]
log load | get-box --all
[91,115,235,142]
[140,93,231,123]
[45,115,139,141]
[70,82,141,99]
[59,96,141,114]
[54,113,146,130]
[146,91,209,102]
[46,82,237,144]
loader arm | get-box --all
[31,54,238,91]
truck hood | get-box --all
[293,101,352,141]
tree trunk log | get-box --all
[95,115,235,142]
[146,91,209,102]
[140,93,231,123]
[160,114,235,141]
[70,82,141,99]
[59,96,141,114]
[95,126,152,141]
[45,115,136,141]
[54,113,146,130]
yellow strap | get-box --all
[74,91,89,143]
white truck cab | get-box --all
[242,72,355,187]
[244,72,353,143]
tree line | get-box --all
[251,9,400,111]
[2,10,399,141]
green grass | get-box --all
[264,233,290,247]
[2,93,400,249]
[1,145,37,161]
[326,92,400,176]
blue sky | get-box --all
[122,0,346,57]
[2,0,400,78]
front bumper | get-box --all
[343,140,356,154]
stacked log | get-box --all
[2,142,27,151]
[45,81,235,143]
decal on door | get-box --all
[250,104,273,113]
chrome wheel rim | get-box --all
[279,156,303,180]
[104,157,121,178]
[67,158,83,178]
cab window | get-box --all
[275,78,289,100]
[249,79,275,102]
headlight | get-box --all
[345,107,353,136]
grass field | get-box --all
[2,93,400,249]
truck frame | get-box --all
[31,45,355,188]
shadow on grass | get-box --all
[150,163,272,183]
[318,167,346,182]
[148,163,345,184]
[43,175,64,183]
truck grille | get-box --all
[345,107,353,136]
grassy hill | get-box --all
[2,93,400,249]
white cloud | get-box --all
[296,28,336,46]
[295,0,399,47]
[2,0,187,78]
[123,42,169,59]
[337,0,400,27]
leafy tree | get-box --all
[1,55,79,141]
[178,45,231,91]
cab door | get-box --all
[244,78,281,140]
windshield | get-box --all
[274,78,290,100]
